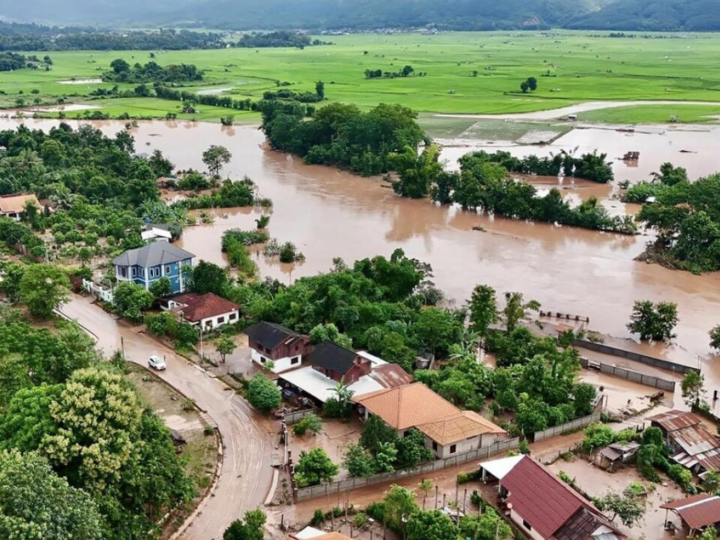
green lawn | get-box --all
[5,31,720,121]
[579,104,720,124]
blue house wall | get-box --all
[116,258,192,293]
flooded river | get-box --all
[3,117,719,374]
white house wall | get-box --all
[250,348,301,373]
[510,509,546,540]
[197,311,239,331]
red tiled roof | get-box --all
[661,494,720,529]
[176,293,240,322]
[502,456,593,538]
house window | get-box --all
[450,444,457,454]
[165,265,171,274]
[217,316,225,324]
[291,357,300,365]
[522,520,532,531]
[120,267,127,278]
[229,313,237,320]
[432,441,438,451]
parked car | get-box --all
[148,355,167,371]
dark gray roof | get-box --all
[308,341,358,375]
[113,242,194,268]
[245,321,299,350]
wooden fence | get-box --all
[532,412,602,442]
[294,438,519,502]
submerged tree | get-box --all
[627,300,678,342]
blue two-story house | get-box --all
[113,242,195,294]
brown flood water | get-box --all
[4,118,719,379]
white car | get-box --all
[148,355,167,371]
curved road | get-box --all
[60,294,277,540]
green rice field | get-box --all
[4,31,720,123]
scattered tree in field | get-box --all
[594,486,646,527]
[223,509,266,540]
[315,80,325,99]
[19,263,70,319]
[247,374,281,413]
[0,450,103,540]
[681,370,705,408]
[112,281,153,321]
[520,76,538,93]
[215,336,237,363]
[294,448,338,487]
[202,145,232,177]
[149,276,172,299]
[401,65,415,77]
[627,300,678,342]
[407,510,456,540]
[711,325,720,350]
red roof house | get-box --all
[481,455,625,540]
[170,293,240,331]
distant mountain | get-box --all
[1,0,613,30]
[567,0,720,31]
[5,0,719,32]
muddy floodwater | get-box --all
[2,117,719,375]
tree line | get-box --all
[104,59,204,84]
[0,51,51,71]
[391,146,636,235]
[236,31,330,48]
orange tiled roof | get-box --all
[0,193,40,214]
[354,383,504,444]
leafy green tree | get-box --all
[391,145,443,199]
[19,263,70,318]
[413,307,463,359]
[407,510,456,540]
[344,443,375,478]
[710,325,720,350]
[223,509,266,540]
[315,80,325,99]
[0,262,25,303]
[573,382,597,416]
[503,291,540,332]
[594,486,646,527]
[699,526,718,540]
[292,413,323,436]
[191,260,228,295]
[112,282,153,321]
[294,448,338,487]
[149,276,172,299]
[361,415,398,456]
[375,442,398,473]
[247,374,281,413]
[309,323,353,349]
[383,485,419,533]
[0,450,103,540]
[215,336,237,363]
[459,510,513,540]
[581,423,615,453]
[681,370,705,407]
[469,284,498,337]
[202,145,232,177]
[627,300,678,342]
[395,429,433,469]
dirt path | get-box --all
[60,294,278,540]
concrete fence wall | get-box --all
[283,408,318,425]
[573,339,698,375]
[532,412,602,442]
[294,438,520,502]
[82,279,114,304]
[579,357,676,392]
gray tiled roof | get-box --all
[113,242,195,268]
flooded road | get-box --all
[4,117,719,373]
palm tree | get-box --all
[328,378,354,409]
[503,292,540,332]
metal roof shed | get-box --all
[661,494,720,535]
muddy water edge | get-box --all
[4,118,719,381]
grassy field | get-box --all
[4,31,720,122]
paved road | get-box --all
[60,294,278,540]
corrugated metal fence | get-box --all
[579,357,676,392]
[282,408,317,425]
[532,412,602,442]
[294,437,520,502]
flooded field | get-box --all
[2,117,719,378]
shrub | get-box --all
[293,413,323,436]
[457,470,481,484]
[247,374,281,413]
[310,509,325,527]
[365,502,385,523]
